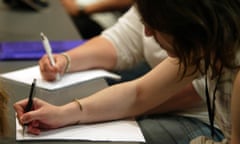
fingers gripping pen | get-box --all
[40,32,60,80]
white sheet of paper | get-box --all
[0,65,121,90]
[16,119,145,142]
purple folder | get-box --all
[0,40,85,60]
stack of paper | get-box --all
[0,65,121,106]
[0,65,121,90]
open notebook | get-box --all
[16,119,145,142]
[0,65,121,90]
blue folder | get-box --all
[0,40,85,60]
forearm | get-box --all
[62,81,142,124]
[84,0,134,14]
[145,83,203,114]
[62,58,196,125]
[66,36,117,72]
[64,83,203,125]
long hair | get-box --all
[0,84,9,137]
[135,0,240,78]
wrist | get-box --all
[61,53,71,74]
[60,101,82,125]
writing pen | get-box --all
[22,78,37,137]
[40,32,60,80]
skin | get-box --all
[60,0,134,16]
[15,27,202,136]
[52,0,240,142]
[39,36,117,81]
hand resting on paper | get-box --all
[39,54,68,81]
[14,98,78,135]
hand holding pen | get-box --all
[40,32,61,80]
[22,78,37,137]
[14,78,66,135]
[14,97,71,135]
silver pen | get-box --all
[40,32,60,80]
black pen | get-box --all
[22,78,37,137]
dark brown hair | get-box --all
[136,0,240,78]
[0,85,9,137]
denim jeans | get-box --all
[137,114,224,144]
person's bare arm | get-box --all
[60,0,80,16]
[60,0,134,16]
[39,36,117,81]
[84,0,134,14]
[63,57,198,124]
[66,36,117,72]
[18,57,199,135]
[145,83,203,114]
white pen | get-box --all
[40,32,60,80]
